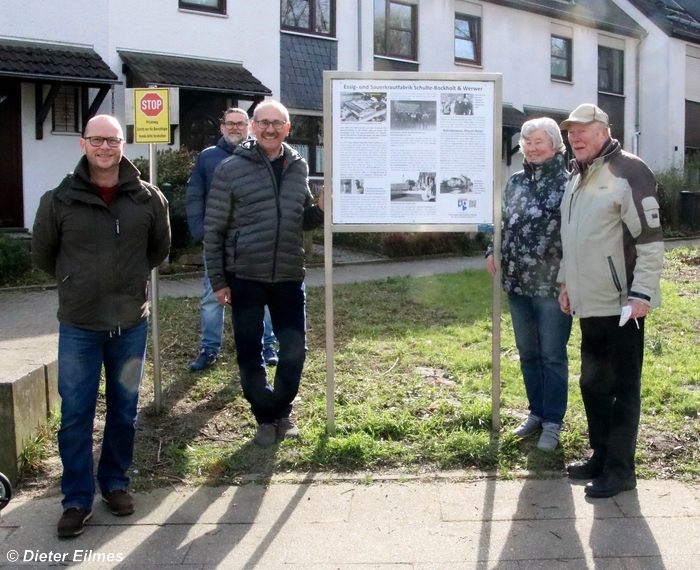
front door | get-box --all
[0,80,24,228]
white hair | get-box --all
[519,117,566,154]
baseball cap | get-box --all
[559,104,609,130]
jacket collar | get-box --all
[571,137,620,176]
[523,152,567,179]
[235,139,302,166]
[55,156,151,206]
[216,136,238,154]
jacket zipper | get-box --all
[114,202,121,333]
[265,152,295,281]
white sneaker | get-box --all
[537,423,561,451]
[513,415,542,438]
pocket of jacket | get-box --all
[607,256,623,292]
[641,196,661,228]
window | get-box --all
[551,35,572,81]
[179,0,226,15]
[454,13,481,65]
[374,0,417,61]
[598,46,624,94]
[281,0,334,36]
[52,87,80,133]
[288,115,324,176]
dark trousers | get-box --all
[228,276,306,424]
[579,316,645,477]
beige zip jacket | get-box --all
[557,139,663,318]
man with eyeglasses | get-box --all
[205,99,324,446]
[186,107,279,371]
[32,114,171,537]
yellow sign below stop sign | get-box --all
[134,88,170,144]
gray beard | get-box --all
[223,133,247,147]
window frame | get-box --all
[374,0,418,62]
[454,12,481,66]
[178,0,226,15]
[550,35,572,82]
[52,86,80,134]
[287,114,324,177]
[281,0,335,37]
[598,45,624,95]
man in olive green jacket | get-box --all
[32,115,170,538]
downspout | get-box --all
[634,31,648,157]
[357,0,363,71]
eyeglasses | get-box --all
[84,136,123,148]
[222,121,249,129]
[255,119,288,130]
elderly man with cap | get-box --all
[557,104,664,498]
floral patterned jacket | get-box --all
[491,152,569,298]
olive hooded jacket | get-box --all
[32,156,171,332]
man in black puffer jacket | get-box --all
[204,99,324,446]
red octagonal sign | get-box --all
[140,92,164,117]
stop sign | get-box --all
[140,92,164,117]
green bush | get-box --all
[133,148,198,257]
[0,235,32,285]
[655,155,700,235]
[330,232,488,258]
[133,147,196,188]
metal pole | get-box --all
[149,142,163,414]
[324,197,335,436]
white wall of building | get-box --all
[0,0,279,228]
[611,0,690,170]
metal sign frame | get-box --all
[322,70,503,434]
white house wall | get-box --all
[611,0,691,170]
[390,1,639,177]
[0,0,279,229]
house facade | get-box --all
[0,0,697,231]
[612,0,700,170]
[0,0,278,231]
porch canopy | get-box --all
[117,50,271,99]
[0,38,120,138]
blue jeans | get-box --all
[57,320,148,510]
[508,293,572,426]
[228,276,306,424]
[263,305,276,347]
[200,264,225,354]
[201,263,276,352]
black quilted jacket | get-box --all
[203,140,323,291]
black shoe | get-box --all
[585,473,636,498]
[102,489,134,516]
[189,349,217,372]
[277,417,300,440]
[254,423,277,447]
[567,458,604,480]
[57,507,92,538]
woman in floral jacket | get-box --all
[486,117,572,450]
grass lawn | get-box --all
[17,247,700,494]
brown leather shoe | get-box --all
[102,489,134,516]
[57,507,92,537]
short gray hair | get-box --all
[519,117,566,154]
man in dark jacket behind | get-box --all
[186,107,281,371]
[204,99,324,447]
[32,115,170,537]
